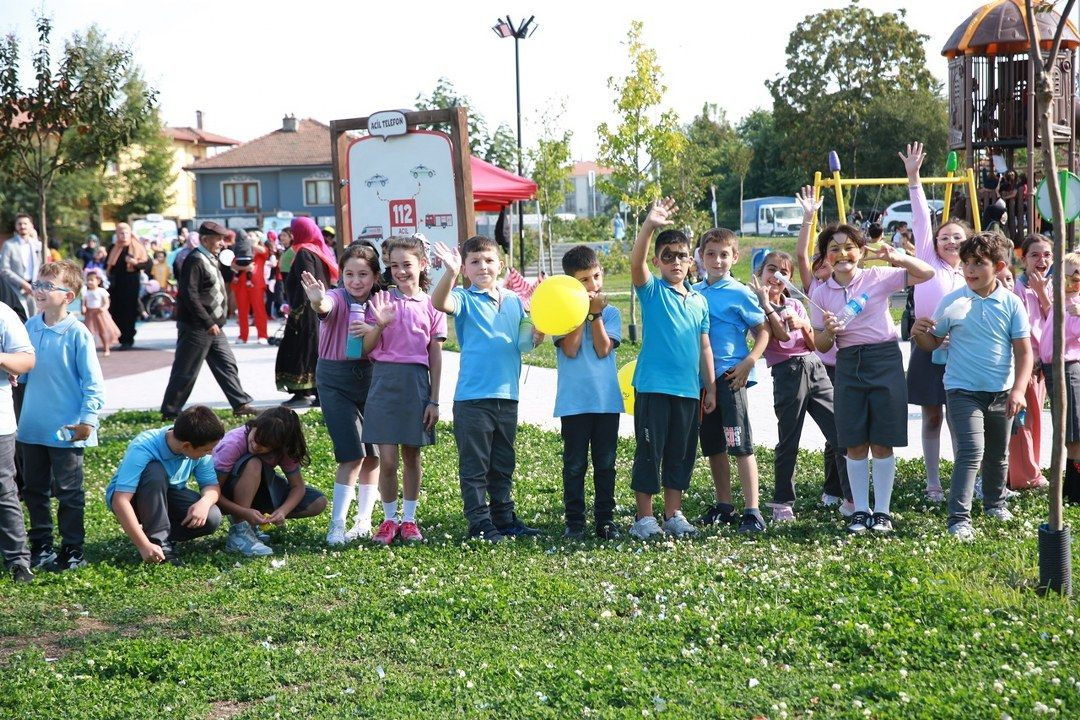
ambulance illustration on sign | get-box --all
[424,213,453,228]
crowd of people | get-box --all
[2,140,1078,582]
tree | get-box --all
[1024,0,1076,596]
[527,108,573,273]
[415,78,517,171]
[0,17,156,257]
[596,21,684,229]
[485,122,518,172]
[116,108,175,220]
[725,139,753,230]
[767,3,940,183]
[659,103,732,234]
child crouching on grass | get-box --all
[912,233,1032,541]
[213,407,326,556]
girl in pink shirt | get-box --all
[302,243,383,546]
[810,223,934,535]
[361,236,447,545]
[1009,235,1053,491]
[900,142,970,504]
[752,251,852,520]
[1038,251,1080,503]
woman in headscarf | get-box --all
[106,222,152,349]
[275,217,339,407]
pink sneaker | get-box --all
[372,519,399,545]
[399,521,424,542]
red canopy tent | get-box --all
[470,156,537,211]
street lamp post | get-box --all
[492,15,537,272]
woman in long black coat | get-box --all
[106,222,152,349]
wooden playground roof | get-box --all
[942,0,1080,59]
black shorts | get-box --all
[221,454,324,515]
[699,379,754,457]
[630,392,700,494]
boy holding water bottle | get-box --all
[811,224,933,534]
[912,233,1031,541]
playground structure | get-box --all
[942,0,1080,242]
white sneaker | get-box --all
[629,515,665,540]
[661,510,698,538]
[984,506,1014,522]
[257,338,269,345]
[925,485,946,503]
[344,517,373,541]
[326,521,347,546]
[839,500,856,518]
[770,504,796,523]
[226,522,274,557]
[820,493,843,507]
[948,522,976,542]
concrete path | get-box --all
[102,318,1051,462]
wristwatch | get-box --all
[586,312,600,322]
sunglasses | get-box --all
[31,280,71,293]
[659,250,691,264]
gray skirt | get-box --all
[834,341,908,448]
[361,362,435,447]
[315,358,379,463]
[907,342,947,406]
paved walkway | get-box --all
[103,319,1051,462]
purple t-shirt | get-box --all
[213,426,300,476]
[317,288,367,362]
[810,266,907,349]
[367,289,447,366]
[1038,298,1080,365]
[764,296,813,367]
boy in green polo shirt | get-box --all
[628,197,716,540]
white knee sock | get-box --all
[872,455,897,515]
[846,457,870,513]
[402,499,418,522]
[354,483,377,525]
[923,435,941,489]
[383,500,398,522]
[331,483,355,528]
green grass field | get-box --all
[1,409,1078,719]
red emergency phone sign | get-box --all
[388,199,418,234]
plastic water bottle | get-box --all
[345,303,364,359]
[836,292,870,328]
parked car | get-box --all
[881,198,944,232]
[741,196,803,236]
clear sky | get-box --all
[0,1,1040,159]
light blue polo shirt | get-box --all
[0,302,33,436]
[932,281,1030,392]
[104,427,218,508]
[449,285,527,401]
[632,274,710,399]
[693,274,767,385]
[554,305,623,416]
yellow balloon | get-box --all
[529,275,589,336]
[618,360,636,416]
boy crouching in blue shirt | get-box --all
[554,245,623,541]
[19,260,105,571]
[628,198,716,540]
[912,233,1032,541]
[106,405,225,565]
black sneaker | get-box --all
[152,540,183,566]
[467,523,506,543]
[847,511,872,535]
[870,512,894,534]
[56,545,87,571]
[563,526,586,540]
[699,502,739,527]
[495,514,541,538]
[737,511,766,534]
[596,521,623,541]
[11,564,33,583]
[30,543,57,571]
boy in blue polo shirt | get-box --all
[106,405,226,565]
[628,197,716,540]
[693,229,769,533]
[19,260,105,571]
[912,233,1032,541]
[554,245,623,541]
[432,236,541,542]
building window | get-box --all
[563,191,577,214]
[304,179,332,206]
[223,182,259,209]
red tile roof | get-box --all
[570,160,613,177]
[163,126,239,146]
[187,118,330,170]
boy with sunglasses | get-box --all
[18,261,105,571]
[627,198,715,540]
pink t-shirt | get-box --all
[1037,299,1080,365]
[810,266,907,349]
[317,288,367,362]
[911,184,964,318]
[1015,279,1050,361]
[764,296,813,367]
[808,278,837,366]
[212,426,300,476]
[367,289,447,366]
